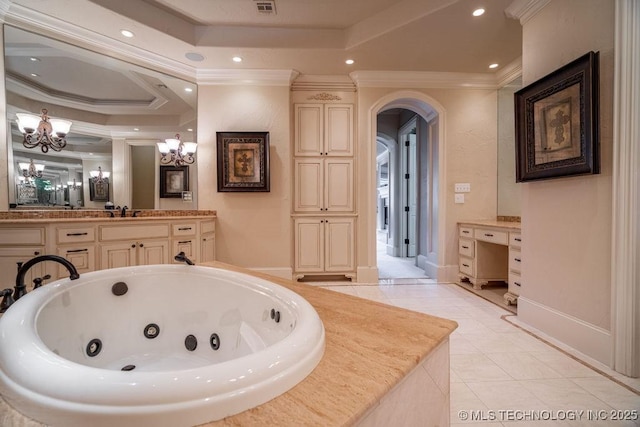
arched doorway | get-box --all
[366,91,446,282]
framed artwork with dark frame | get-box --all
[160,165,189,198]
[89,179,109,202]
[216,131,270,192]
[515,51,600,182]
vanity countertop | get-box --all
[458,219,521,230]
[0,210,216,224]
[0,261,457,426]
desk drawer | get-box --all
[509,249,522,273]
[509,233,522,248]
[459,226,473,238]
[475,228,508,245]
[509,272,522,295]
[459,257,474,276]
[0,228,45,246]
[458,238,474,257]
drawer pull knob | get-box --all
[514,258,521,262]
[463,230,470,234]
[484,233,494,237]
[462,263,470,268]
[67,249,88,253]
[462,245,469,249]
[67,232,88,236]
[178,227,192,231]
[514,282,521,286]
[178,240,191,244]
[34,251,40,256]
[515,238,522,242]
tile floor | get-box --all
[316,277,640,426]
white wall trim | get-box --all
[518,296,613,366]
[197,69,300,86]
[611,0,640,378]
[357,266,379,284]
[350,71,499,89]
[505,0,552,25]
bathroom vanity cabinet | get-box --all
[0,213,216,288]
[292,99,357,281]
[458,221,521,304]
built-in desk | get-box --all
[458,220,521,305]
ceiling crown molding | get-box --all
[291,75,357,92]
[4,2,197,82]
[505,0,552,25]
[349,71,499,89]
[0,0,11,22]
[496,57,523,87]
[196,69,299,86]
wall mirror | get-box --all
[497,76,522,218]
[4,25,197,209]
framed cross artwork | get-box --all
[216,132,270,192]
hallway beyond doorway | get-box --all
[377,230,428,279]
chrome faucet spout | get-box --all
[14,255,80,301]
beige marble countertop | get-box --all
[0,261,457,426]
[0,210,216,224]
[458,219,521,230]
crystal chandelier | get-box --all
[157,134,197,166]
[67,178,82,190]
[18,159,45,178]
[16,108,72,153]
[89,166,110,184]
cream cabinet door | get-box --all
[325,159,353,212]
[294,218,324,272]
[324,104,353,156]
[324,218,355,272]
[294,104,323,156]
[138,240,169,265]
[294,158,323,212]
[57,246,96,278]
[0,247,47,291]
[200,234,215,262]
[101,242,137,269]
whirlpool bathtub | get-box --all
[0,265,325,427]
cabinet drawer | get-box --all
[458,238,474,257]
[509,272,522,295]
[57,245,95,276]
[509,249,522,273]
[172,223,197,237]
[459,226,473,238]
[474,228,508,245]
[509,233,522,248]
[0,228,45,245]
[57,227,96,244]
[459,257,474,276]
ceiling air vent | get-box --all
[254,0,276,14]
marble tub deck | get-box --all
[0,261,457,426]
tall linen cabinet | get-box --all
[292,82,357,281]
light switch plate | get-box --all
[455,183,471,193]
[455,194,464,204]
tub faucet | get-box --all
[14,255,80,301]
[0,289,15,313]
[174,251,195,265]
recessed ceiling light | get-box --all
[187,128,193,132]
[489,63,499,69]
[133,128,139,131]
[232,56,243,63]
[29,57,39,62]
[473,8,485,17]
[185,87,193,93]
[30,73,39,77]
[345,59,355,65]
[120,29,134,38]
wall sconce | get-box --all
[89,166,110,184]
[157,134,197,167]
[67,179,82,190]
[16,108,72,153]
[18,159,45,178]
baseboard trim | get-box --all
[357,266,379,283]
[517,296,612,366]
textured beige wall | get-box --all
[196,84,292,271]
[520,0,614,330]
